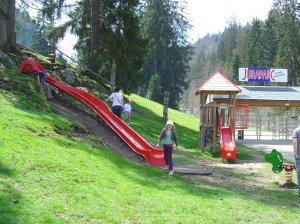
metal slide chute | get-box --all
[18,60,165,167]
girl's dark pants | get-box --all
[163,144,173,171]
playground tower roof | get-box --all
[195,71,241,95]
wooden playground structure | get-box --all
[195,71,243,156]
[195,70,300,156]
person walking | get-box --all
[104,86,124,119]
[156,120,179,175]
[293,127,300,197]
[123,99,132,125]
[31,68,53,100]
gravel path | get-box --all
[236,139,294,163]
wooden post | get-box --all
[232,93,237,139]
[110,60,116,92]
[48,31,56,63]
[163,91,169,120]
[212,126,216,153]
[146,90,151,99]
[199,93,205,150]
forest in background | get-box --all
[183,0,300,114]
[8,0,193,109]
[1,0,300,113]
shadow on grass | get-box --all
[0,163,29,223]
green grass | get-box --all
[1,84,300,223]
[128,94,199,141]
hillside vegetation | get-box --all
[1,65,300,223]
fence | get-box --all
[236,106,300,140]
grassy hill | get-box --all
[1,52,300,223]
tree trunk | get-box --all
[0,0,8,46]
[110,59,116,92]
[50,31,56,57]
[0,0,16,49]
[91,0,100,55]
[163,91,169,120]
[7,0,16,49]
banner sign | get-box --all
[239,68,288,82]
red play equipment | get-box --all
[18,60,165,167]
[235,104,249,130]
[235,104,250,140]
[218,115,236,159]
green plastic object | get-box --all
[264,149,284,173]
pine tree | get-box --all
[273,0,300,86]
[30,30,48,56]
[234,26,248,67]
[246,18,264,68]
[141,0,193,108]
[69,0,150,94]
[217,39,226,62]
[207,49,218,71]
[261,9,278,68]
[148,74,162,102]
[218,16,239,74]
[190,50,205,81]
[232,55,241,84]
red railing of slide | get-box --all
[18,60,165,167]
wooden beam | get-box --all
[214,99,300,107]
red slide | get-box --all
[218,115,236,159]
[18,60,165,167]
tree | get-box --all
[69,0,150,94]
[0,0,16,49]
[234,25,248,67]
[223,17,239,61]
[246,18,264,68]
[190,50,205,81]
[30,30,48,56]
[148,74,162,102]
[218,16,240,74]
[36,0,73,57]
[273,0,300,86]
[91,0,100,56]
[217,39,226,62]
[232,54,241,84]
[261,9,278,68]
[141,0,193,108]
[15,9,35,47]
[206,49,218,71]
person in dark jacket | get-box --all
[31,68,53,100]
[156,120,179,175]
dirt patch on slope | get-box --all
[49,98,148,166]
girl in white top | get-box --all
[104,86,124,119]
